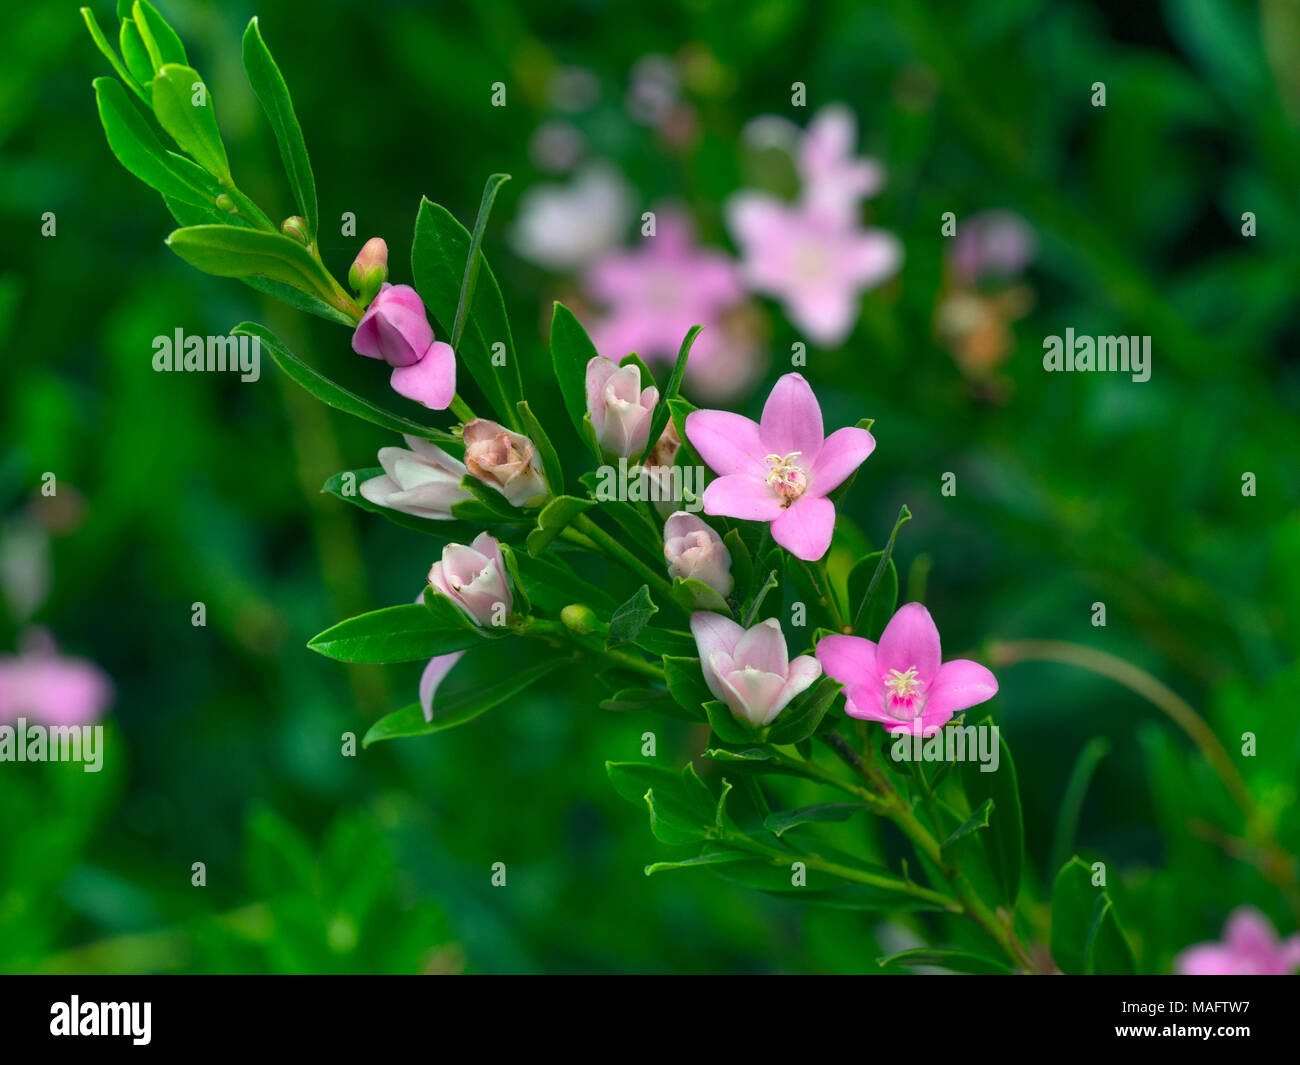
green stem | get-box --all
[573,513,682,614]
[526,618,664,681]
[450,394,477,423]
[798,558,846,631]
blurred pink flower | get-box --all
[1175,907,1300,975]
[949,209,1036,283]
[584,209,750,389]
[685,373,874,561]
[726,193,900,346]
[0,630,112,727]
[798,104,885,222]
[511,165,631,271]
[816,604,998,735]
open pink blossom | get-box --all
[584,209,747,385]
[1175,907,1300,976]
[684,372,874,561]
[725,193,900,346]
[816,603,998,735]
[586,358,659,457]
[798,105,885,222]
[352,282,456,410]
[0,630,113,726]
[690,612,821,728]
[428,533,514,627]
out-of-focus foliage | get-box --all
[0,0,1296,972]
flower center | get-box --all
[883,667,923,717]
[765,452,807,505]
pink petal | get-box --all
[690,611,743,664]
[702,474,784,521]
[923,659,998,722]
[684,410,767,476]
[719,668,787,727]
[843,684,894,726]
[770,495,836,561]
[759,373,824,459]
[844,229,903,288]
[1175,944,1246,976]
[733,619,789,675]
[419,652,465,722]
[815,634,877,687]
[876,603,942,684]
[788,285,860,347]
[810,426,875,496]
[390,341,456,410]
[773,655,824,719]
[1224,907,1281,954]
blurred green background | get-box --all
[1,0,1297,973]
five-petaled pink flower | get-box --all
[816,603,998,735]
[1175,907,1300,976]
[684,372,874,561]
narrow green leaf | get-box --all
[526,495,593,556]
[133,1,188,67]
[516,399,564,498]
[961,731,1024,906]
[363,656,569,745]
[242,17,317,235]
[608,585,658,643]
[166,225,339,305]
[764,803,867,837]
[851,504,910,633]
[453,174,510,347]
[599,688,673,712]
[151,64,230,184]
[94,77,219,207]
[232,322,458,442]
[640,325,701,463]
[662,656,711,720]
[847,551,897,641]
[119,19,153,85]
[940,797,994,857]
[645,851,748,875]
[1050,855,1136,974]
[877,948,1013,974]
[307,603,497,663]
[670,575,731,615]
[549,302,601,448]
[510,551,620,615]
[82,8,149,103]
[723,529,753,598]
[1049,737,1110,879]
[411,197,523,426]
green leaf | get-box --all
[877,948,1013,974]
[640,324,701,463]
[940,797,994,858]
[241,17,317,235]
[670,575,731,615]
[411,197,523,427]
[151,64,230,184]
[662,656,711,720]
[244,805,315,898]
[578,471,663,555]
[850,504,910,633]
[764,803,868,837]
[549,303,602,448]
[240,275,356,327]
[362,656,569,745]
[525,495,593,556]
[723,529,753,598]
[232,323,458,443]
[607,761,717,844]
[644,851,749,875]
[704,699,764,745]
[132,1,187,68]
[509,551,620,615]
[119,19,153,86]
[516,400,564,499]
[708,859,943,911]
[961,730,1023,906]
[608,585,658,643]
[766,674,841,746]
[307,602,497,664]
[166,225,341,306]
[452,174,511,348]
[1049,737,1110,879]
[598,688,673,712]
[847,551,897,640]
[82,8,148,102]
[496,542,530,617]
[93,77,220,207]
[1050,856,1136,975]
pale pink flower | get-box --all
[586,358,659,457]
[0,630,112,726]
[360,436,471,520]
[726,192,901,346]
[798,104,885,222]
[584,209,748,387]
[462,419,548,508]
[949,209,1036,283]
[664,512,732,599]
[684,373,874,561]
[510,164,631,271]
[690,613,821,728]
[1175,907,1300,976]
[816,603,998,735]
[428,533,513,627]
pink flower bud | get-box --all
[348,237,389,305]
[462,419,549,507]
[359,435,471,520]
[351,282,432,367]
[586,357,658,457]
[664,512,732,598]
[690,613,821,728]
[428,532,514,627]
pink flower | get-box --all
[684,373,874,561]
[352,282,456,411]
[1175,907,1300,976]
[0,630,112,726]
[664,512,732,598]
[586,358,659,457]
[816,603,998,735]
[584,209,748,386]
[428,533,514,627]
[690,612,821,728]
[798,105,884,222]
[726,193,900,346]
[462,419,549,508]
[360,435,471,520]
[419,652,465,723]
[949,210,1036,283]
